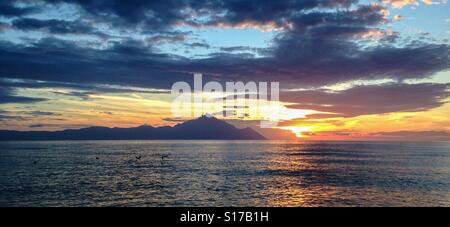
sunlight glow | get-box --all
[279,126,313,138]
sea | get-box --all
[0,140,449,207]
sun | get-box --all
[279,126,313,138]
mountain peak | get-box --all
[190,114,219,122]
[136,124,154,129]
[171,115,265,140]
[177,115,227,126]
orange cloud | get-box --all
[394,14,403,21]
[178,20,292,32]
[382,0,447,8]
[358,29,397,39]
[422,0,448,4]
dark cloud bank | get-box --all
[0,0,449,118]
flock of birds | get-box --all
[32,154,169,165]
[94,154,169,161]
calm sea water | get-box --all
[0,140,449,207]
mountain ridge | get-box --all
[0,116,266,140]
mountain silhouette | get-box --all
[0,116,266,140]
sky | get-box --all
[0,0,449,141]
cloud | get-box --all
[0,95,46,104]
[268,38,448,87]
[0,110,60,124]
[162,117,188,123]
[11,18,103,36]
[0,1,36,17]
[370,130,450,141]
[381,0,447,8]
[0,115,27,121]
[0,0,448,109]
[27,123,92,129]
[421,0,448,5]
[51,91,98,100]
[393,15,403,21]
[382,0,419,8]
[0,77,171,95]
[24,111,61,116]
[146,32,189,44]
[39,0,357,31]
[0,95,47,104]
[219,46,268,55]
[0,85,47,104]
[30,0,175,30]
[185,42,211,49]
[0,22,10,32]
[28,124,49,128]
[0,15,448,92]
[176,4,448,87]
[299,130,450,141]
[283,83,449,117]
[196,0,357,31]
[0,38,192,89]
